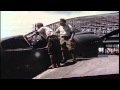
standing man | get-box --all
[36,22,61,69]
[55,19,77,65]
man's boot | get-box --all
[71,54,77,63]
[61,50,67,63]
[56,63,61,67]
[49,64,56,69]
[49,55,56,69]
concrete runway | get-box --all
[33,55,119,79]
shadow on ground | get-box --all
[60,58,90,67]
[60,54,110,68]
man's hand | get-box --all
[69,38,74,42]
[36,31,39,35]
[69,32,75,42]
[44,45,48,48]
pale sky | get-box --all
[1,11,118,38]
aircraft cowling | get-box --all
[74,34,102,57]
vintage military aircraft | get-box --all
[1,29,119,79]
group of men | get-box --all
[35,18,77,69]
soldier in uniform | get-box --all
[36,23,61,69]
[55,19,77,65]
